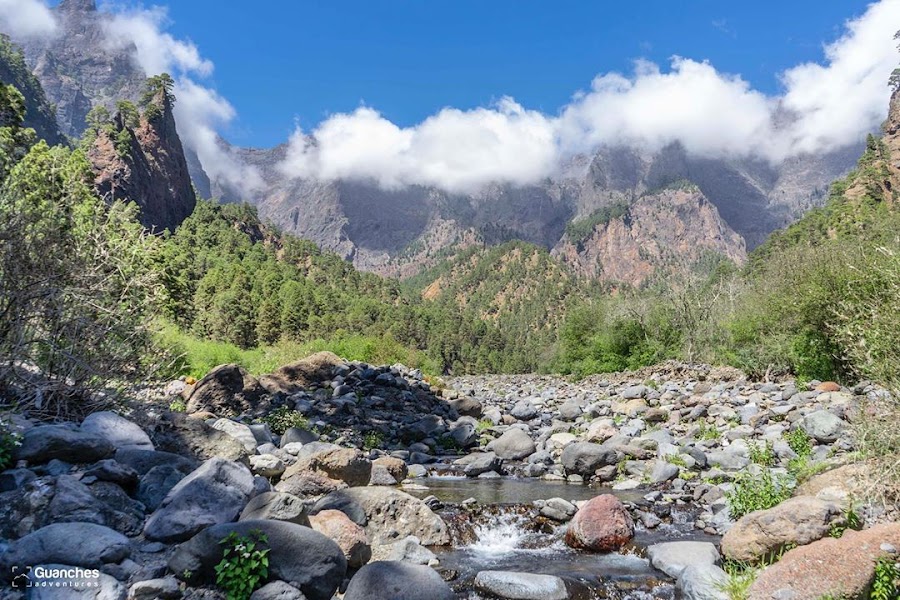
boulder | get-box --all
[799,410,846,443]
[370,535,436,564]
[0,523,130,576]
[15,425,114,464]
[492,429,536,461]
[343,561,454,600]
[80,412,154,451]
[372,456,408,483]
[473,570,568,600]
[240,491,310,526]
[114,449,195,476]
[748,523,900,600]
[677,564,729,600]
[143,457,255,543]
[510,400,539,421]
[449,396,483,418]
[561,442,618,477]
[136,465,189,512]
[250,581,307,600]
[128,576,181,600]
[287,447,372,487]
[463,452,503,477]
[186,363,267,415]
[312,487,449,545]
[211,418,259,452]
[564,494,634,552]
[169,520,346,600]
[149,412,247,462]
[250,454,286,478]
[647,541,721,578]
[274,470,346,499]
[281,426,319,446]
[539,498,577,522]
[28,564,126,600]
[309,509,371,568]
[720,495,842,563]
[259,352,344,395]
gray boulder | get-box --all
[128,577,181,600]
[510,400,538,421]
[28,564,126,600]
[647,541,720,578]
[492,429,536,461]
[474,570,568,600]
[211,418,259,452]
[561,442,618,477]
[800,411,846,443]
[80,412,153,451]
[281,426,319,447]
[343,562,454,600]
[648,460,680,484]
[1,523,130,576]
[676,563,729,600]
[114,448,196,476]
[143,457,254,543]
[136,465,189,512]
[250,581,307,600]
[15,425,114,464]
[240,491,310,526]
[169,520,345,600]
[463,452,502,477]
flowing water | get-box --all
[407,476,719,599]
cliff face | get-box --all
[551,187,747,286]
[88,90,196,232]
[0,36,65,146]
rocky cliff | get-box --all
[551,186,746,286]
[88,87,196,232]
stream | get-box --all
[405,476,720,599]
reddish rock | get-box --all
[749,523,900,600]
[309,509,371,568]
[564,494,634,552]
[815,381,842,392]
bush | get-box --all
[749,441,777,467]
[263,406,309,436]
[214,530,269,600]
[0,418,21,470]
[726,471,793,519]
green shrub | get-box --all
[362,431,384,451]
[726,470,793,519]
[0,418,21,470]
[168,399,186,413]
[263,406,309,436]
[785,428,813,458]
[214,530,269,600]
[697,420,721,441]
[749,441,777,467]
[717,561,758,600]
[871,556,900,600]
[828,501,862,539]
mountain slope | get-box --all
[0,36,65,146]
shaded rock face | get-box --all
[565,494,634,552]
[88,90,196,232]
[186,363,267,416]
[342,561,455,600]
[748,523,900,600]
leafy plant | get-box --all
[785,428,813,458]
[749,440,777,467]
[0,419,21,470]
[697,420,721,441]
[362,430,384,451]
[718,561,758,600]
[476,419,493,432]
[828,501,862,538]
[263,406,309,435]
[214,530,270,600]
[871,556,900,600]
[726,470,792,519]
[168,399,186,413]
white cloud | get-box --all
[279,0,900,191]
[0,0,58,39]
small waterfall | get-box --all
[465,509,564,557]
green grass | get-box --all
[726,470,793,519]
[157,323,439,379]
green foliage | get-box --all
[785,428,813,458]
[476,419,493,432]
[696,420,721,441]
[0,418,21,470]
[828,501,862,538]
[749,440,777,467]
[168,399,186,413]
[871,556,900,600]
[362,430,384,451]
[726,471,793,519]
[565,201,630,247]
[214,530,270,600]
[717,561,758,600]
[141,73,175,121]
[0,35,65,145]
[263,406,309,436]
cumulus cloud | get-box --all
[279,0,900,192]
[97,3,262,197]
[0,0,57,39]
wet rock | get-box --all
[169,520,346,600]
[343,561,454,600]
[748,523,900,600]
[474,570,568,600]
[564,494,634,552]
[721,496,842,563]
[81,412,154,451]
[539,498,577,521]
[240,491,310,526]
[144,457,255,543]
[461,452,503,477]
[15,425,115,464]
[309,509,371,568]
[492,428,536,461]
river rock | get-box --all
[799,410,846,443]
[561,442,618,478]
[186,363,267,415]
[27,564,126,600]
[463,452,503,477]
[343,561,454,600]
[720,495,842,563]
[15,425,115,464]
[1,522,130,576]
[309,509,371,568]
[143,457,255,543]
[370,535,436,564]
[250,454,286,478]
[281,426,319,446]
[169,520,346,600]
[492,428,536,460]
[128,577,181,600]
[647,541,721,578]
[312,487,449,545]
[81,412,154,451]
[748,523,900,600]
[540,497,577,521]
[250,581,306,600]
[565,494,634,552]
[474,570,568,600]
[372,456,408,483]
[288,447,372,487]
[240,491,310,526]
[510,400,538,421]
[677,564,729,600]
[211,418,259,452]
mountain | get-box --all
[0,35,64,146]
[85,77,196,232]
[11,0,862,286]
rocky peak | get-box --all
[884,86,900,185]
[88,82,196,232]
[56,0,98,14]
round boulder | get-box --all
[309,509,371,568]
[492,428,536,461]
[565,494,634,552]
[343,561,454,600]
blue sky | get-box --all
[159,1,875,148]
